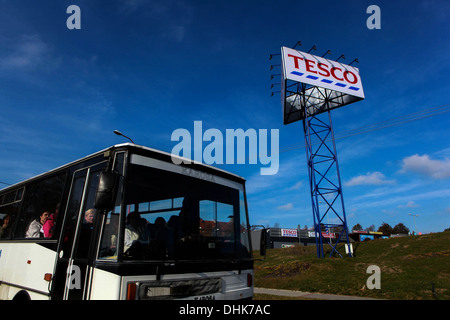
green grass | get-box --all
[254,231,450,300]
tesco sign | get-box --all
[281,229,298,237]
[281,46,365,99]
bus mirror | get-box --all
[260,229,267,257]
[94,171,119,212]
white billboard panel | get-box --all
[281,229,298,237]
[281,46,365,99]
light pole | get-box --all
[114,130,135,144]
[408,213,419,235]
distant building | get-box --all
[251,227,389,251]
[251,227,318,250]
[349,230,389,241]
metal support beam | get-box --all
[302,108,352,258]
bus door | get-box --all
[52,163,105,300]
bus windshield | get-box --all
[99,155,251,262]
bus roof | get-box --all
[123,143,245,181]
[1,143,246,193]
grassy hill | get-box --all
[254,231,450,300]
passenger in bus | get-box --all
[83,208,95,229]
[179,197,199,237]
[0,214,11,238]
[138,217,150,243]
[108,214,120,250]
[167,215,182,257]
[43,203,60,238]
[26,211,50,238]
[151,217,168,258]
[74,208,97,257]
[124,212,141,252]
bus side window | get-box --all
[0,206,18,239]
[60,171,87,259]
[14,173,66,239]
[73,166,105,259]
[0,188,24,239]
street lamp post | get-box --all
[114,130,135,144]
[408,213,419,235]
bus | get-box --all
[0,143,262,300]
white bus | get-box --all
[0,144,261,300]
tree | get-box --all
[378,222,393,236]
[392,223,410,234]
[352,223,363,231]
[333,225,344,234]
[365,224,375,232]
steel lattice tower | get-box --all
[302,108,352,258]
[273,43,364,258]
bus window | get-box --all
[199,201,233,238]
[0,188,24,239]
[14,173,66,239]
[0,204,19,239]
[98,210,120,259]
[117,161,250,261]
[72,165,105,259]
[239,191,250,256]
[60,170,87,259]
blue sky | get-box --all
[1,0,449,233]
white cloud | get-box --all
[288,181,303,190]
[277,203,293,210]
[0,34,50,70]
[349,188,450,211]
[400,154,450,179]
[345,171,396,187]
[397,201,419,209]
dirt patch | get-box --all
[401,250,450,260]
[258,261,312,277]
[382,265,403,274]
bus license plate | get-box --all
[194,295,216,300]
[146,287,171,297]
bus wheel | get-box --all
[13,290,31,300]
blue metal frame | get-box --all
[302,107,352,258]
